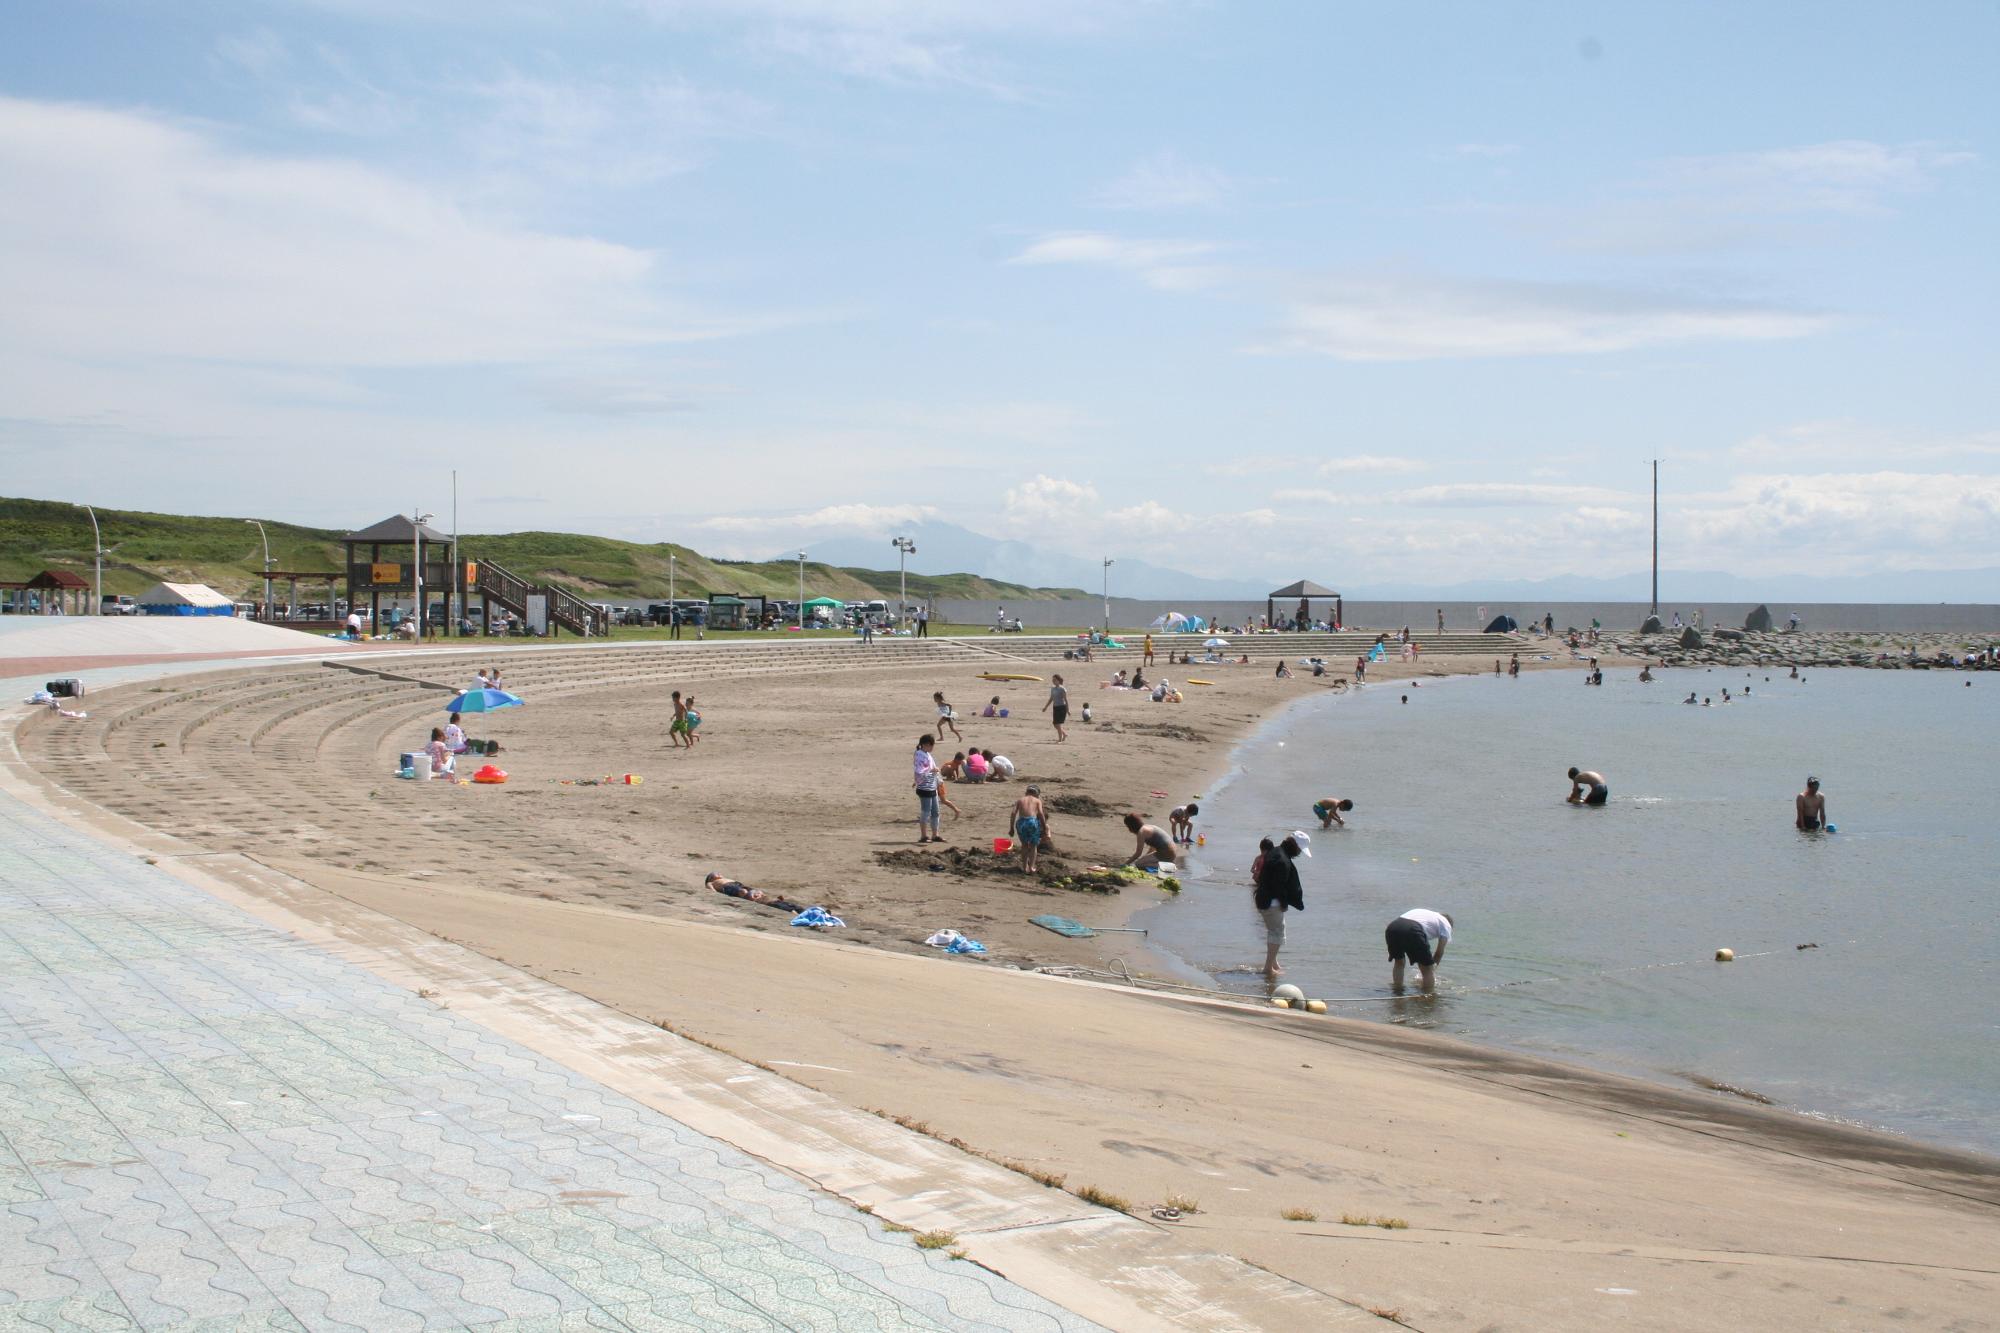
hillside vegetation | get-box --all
[0,498,1080,604]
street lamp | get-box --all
[796,550,807,629]
[413,510,434,640]
[1102,557,1115,631]
[891,536,915,629]
[245,519,272,621]
[83,504,105,614]
[668,552,676,626]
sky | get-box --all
[1,1,1995,590]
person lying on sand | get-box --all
[1123,813,1176,869]
[704,873,807,913]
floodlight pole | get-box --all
[892,537,915,629]
[668,553,676,611]
[84,504,103,614]
[245,519,271,620]
[414,510,434,640]
[797,550,806,629]
[1102,557,1115,630]
[1650,459,1659,617]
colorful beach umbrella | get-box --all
[444,688,524,714]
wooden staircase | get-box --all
[476,560,609,637]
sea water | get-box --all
[1137,665,2000,1155]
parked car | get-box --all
[99,594,137,615]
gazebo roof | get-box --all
[26,569,90,590]
[1269,580,1338,598]
[343,514,451,544]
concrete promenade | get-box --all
[0,782,1100,1331]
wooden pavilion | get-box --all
[341,515,469,635]
[1267,580,1341,630]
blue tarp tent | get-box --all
[1484,614,1518,633]
[137,582,236,616]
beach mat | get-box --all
[1030,914,1096,938]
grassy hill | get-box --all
[0,498,1081,605]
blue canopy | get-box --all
[444,688,524,714]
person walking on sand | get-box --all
[1043,674,1069,741]
[1386,907,1452,993]
[1312,797,1353,829]
[669,690,692,748]
[1143,632,1155,666]
[1567,767,1609,806]
[912,734,943,844]
[933,691,963,741]
[1436,608,1444,634]
[1122,813,1176,869]
[1254,834,1308,981]
[1010,786,1047,874]
[1796,776,1828,830]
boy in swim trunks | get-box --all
[669,691,691,747]
[1567,767,1609,806]
[1796,776,1827,830]
[1010,786,1047,874]
[1313,797,1354,829]
[1169,803,1200,845]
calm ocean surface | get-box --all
[1136,666,2000,1156]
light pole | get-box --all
[668,552,676,627]
[1102,557,1115,631]
[797,550,807,629]
[891,536,915,629]
[83,504,105,614]
[245,519,272,620]
[413,510,434,640]
[1649,458,1660,618]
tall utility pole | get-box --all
[245,519,272,620]
[1649,459,1660,617]
[891,537,915,628]
[413,510,434,640]
[84,504,104,614]
[668,552,676,614]
[1102,557,1115,631]
[797,550,807,629]
[451,470,459,636]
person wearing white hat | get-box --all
[1254,833,1309,981]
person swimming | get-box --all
[1795,776,1828,831]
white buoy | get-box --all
[1273,983,1306,1003]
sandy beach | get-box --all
[15,634,1995,1330]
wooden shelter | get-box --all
[24,569,91,616]
[341,515,468,636]
[1267,580,1341,630]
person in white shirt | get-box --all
[443,713,469,754]
[1385,908,1452,993]
[986,752,1015,781]
[474,670,492,691]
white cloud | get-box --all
[696,502,940,535]
[1388,483,1639,508]
[0,96,761,369]
[1682,472,2000,560]
[1009,231,1226,292]
[1003,474,1099,524]
[1095,150,1234,211]
[460,72,769,186]
[1317,454,1429,476]
[1266,274,1831,361]
[1649,140,1976,217]
[1733,421,2000,465]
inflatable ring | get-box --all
[1186,678,1216,686]
[977,673,1044,682]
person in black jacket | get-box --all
[1254,833,1309,980]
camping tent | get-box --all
[137,582,236,617]
[1484,614,1518,633]
[1150,612,1190,630]
[802,597,845,609]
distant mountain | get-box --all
[792,521,1274,600]
[1343,568,2000,604]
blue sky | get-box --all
[1,1,1994,587]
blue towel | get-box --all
[946,935,986,954]
[790,906,845,928]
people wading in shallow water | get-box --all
[1796,776,1828,831]
[1254,834,1308,981]
[1567,767,1609,806]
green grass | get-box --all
[0,496,1082,606]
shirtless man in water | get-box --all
[1567,767,1609,806]
[1796,776,1828,830]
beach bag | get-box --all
[47,679,83,698]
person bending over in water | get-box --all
[1796,776,1828,830]
[1312,797,1354,829]
[1122,813,1176,869]
[1168,802,1200,845]
[704,873,806,913]
[1010,786,1047,874]
[1386,907,1452,993]
[1567,767,1609,806]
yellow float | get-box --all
[1186,678,1216,686]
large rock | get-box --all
[1716,628,1745,641]
[1679,626,1705,650]
[1640,614,1664,634]
[1744,604,1774,632]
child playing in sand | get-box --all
[443,713,468,754]
[1010,786,1048,874]
[982,696,1001,717]
[1169,802,1200,845]
[966,750,989,782]
[669,691,691,748]
[984,750,1014,781]
[934,691,963,740]
[1080,702,1094,724]
[424,727,455,778]
[941,751,967,781]
[1313,797,1354,829]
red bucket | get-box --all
[992,837,1013,855]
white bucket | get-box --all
[399,751,423,775]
